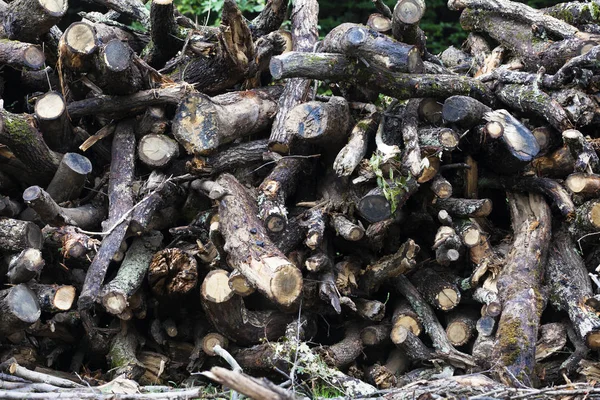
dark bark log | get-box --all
[547,226,600,350]
[360,323,391,346]
[200,269,292,346]
[496,84,573,133]
[217,174,303,308]
[330,214,364,242]
[148,248,198,297]
[318,324,364,368]
[365,363,397,389]
[479,109,541,174]
[442,95,492,129]
[67,84,193,119]
[286,96,351,152]
[6,248,44,284]
[322,23,423,74]
[0,109,61,186]
[189,139,268,176]
[258,157,307,233]
[78,120,136,310]
[492,193,551,387]
[401,99,423,178]
[145,0,185,68]
[172,86,282,155]
[23,186,106,229]
[129,171,183,236]
[165,2,253,94]
[270,52,496,105]
[392,0,427,53]
[0,196,22,218]
[393,326,434,363]
[248,0,287,38]
[433,197,492,218]
[563,129,599,173]
[0,40,44,70]
[46,153,93,204]
[355,298,386,321]
[418,127,459,153]
[28,282,76,313]
[58,22,98,74]
[431,174,453,200]
[433,226,462,266]
[34,92,72,153]
[445,308,477,347]
[394,275,476,368]
[268,0,319,154]
[391,300,423,338]
[0,218,43,251]
[1,0,67,42]
[101,232,163,315]
[359,238,419,297]
[85,0,149,25]
[411,266,461,311]
[135,106,168,138]
[246,30,289,88]
[0,284,40,338]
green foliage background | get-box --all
[175,0,557,54]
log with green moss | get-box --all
[270,52,495,105]
[492,192,551,387]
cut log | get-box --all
[0,218,43,251]
[257,157,307,233]
[216,174,302,308]
[172,86,282,155]
[391,300,423,338]
[0,284,40,338]
[393,326,433,362]
[321,23,424,73]
[0,40,45,70]
[6,248,44,284]
[34,92,71,153]
[137,134,179,169]
[200,269,292,345]
[411,266,461,311]
[145,0,185,68]
[563,129,599,173]
[360,323,391,346]
[1,0,68,42]
[46,153,93,204]
[0,109,61,185]
[445,308,477,347]
[566,173,600,197]
[28,283,76,313]
[101,232,163,315]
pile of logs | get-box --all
[2,0,600,398]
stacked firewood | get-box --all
[2,0,600,398]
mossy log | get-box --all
[492,193,551,387]
[107,327,145,380]
[216,173,303,308]
[271,52,495,105]
[101,232,163,315]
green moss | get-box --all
[3,112,34,146]
[499,318,524,366]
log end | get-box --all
[446,321,471,347]
[102,292,128,315]
[587,331,600,350]
[54,285,76,311]
[23,46,45,70]
[391,316,421,339]
[436,288,460,311]
[270,262,303,307]
[9,284,41,325]
[40,0,68,15]
[35,92,66,121]
[202,332,229,356]
[64,22,98,55]
[201,269,235,303]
